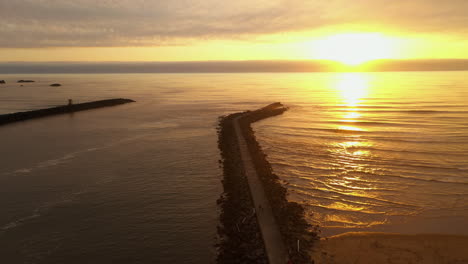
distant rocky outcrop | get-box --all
[50,83,62,87]
[17,80,35,83]
[0,80,5,84]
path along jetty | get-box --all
[0,98,135,126]
[217,103,318,264]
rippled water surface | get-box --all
[252,72,468,236]
[0,72,467,262]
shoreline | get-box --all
[216,103,318,264]
[312,232,468,264]
[0,98,135,126]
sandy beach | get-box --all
[311,232,468,264]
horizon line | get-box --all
[2,59,468,74]
[2,58,468,63]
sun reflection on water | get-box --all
[338,125,365,132]
[334,73,370,134]
[322,72,380,225]
[337,141,372,156]
[343,112,361,119]
[336,73,369,107]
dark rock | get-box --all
[50,83,62,87]
[0,80,5,84]
[17,80,35,83]
[216,112,268,264]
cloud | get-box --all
[0,0,467,48]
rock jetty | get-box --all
[0,98,135,126]
[217,111,268,264]
[217,103,318,264]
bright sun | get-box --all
[312,33,396,66]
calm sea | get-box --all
[0,72,467,262]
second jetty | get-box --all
[0,98,135,126]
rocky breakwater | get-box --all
[0,98,135,126]
[217,112,268,264]
[217,103,318,264]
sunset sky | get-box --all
[1,0,467,63]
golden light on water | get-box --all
[326,72,377,222]
[343,112,361,119]
[338,125,365,132]
[336,73,370,107]
[312,33,397,65]
[334,72,370,133]
[335,141,373,157]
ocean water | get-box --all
[252,72,468,236]
[0,72,467,262]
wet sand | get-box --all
[311,232,468,264]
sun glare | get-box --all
[312,33,396,65]
[336,73,369,106]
